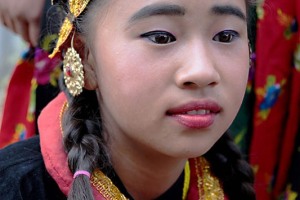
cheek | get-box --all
[224,54,249,111]
[93,41,163,111]
[222,44,249,88]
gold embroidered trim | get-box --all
[194,157,224,200]
[59,101,68,135]
[91,169,128,200]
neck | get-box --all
[107,134,186,200]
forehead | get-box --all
[87,0,247,42]
[101,0,247,19]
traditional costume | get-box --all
[0,93,226,199]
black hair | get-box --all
[57,0,256,199]
[204,133,256,200]
[62,89,110,200]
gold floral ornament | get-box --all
[63,34,85,96]
[49,0,91,58]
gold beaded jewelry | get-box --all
[63,34,84,96]
[49,0,91,58]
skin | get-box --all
[82,0,249,199]
[0,0,45,46]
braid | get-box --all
[204,133,256,200]
[54,1,109,199]
[62,88,110,200]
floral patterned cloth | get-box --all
[0,48,61,148]
[0,0,62,148]
[248,0,300,199]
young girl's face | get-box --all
[87,0,249,158]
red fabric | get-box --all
[0,59,35,148]
[187,158,199,199]
[274,67,300,197]
[249,0,299,199]
[274,1,300,197]
[38,92,71,196]
[39,92,106,199]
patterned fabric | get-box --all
[248,0,300,199]
[0,48,61,148]
[0,51,35,148]
[282,128,300,200]
[0,0,62,148]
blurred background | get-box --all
[0,25,27,115]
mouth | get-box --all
[184,109,212,115]
[166,101,221,129]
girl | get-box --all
[0,0,255,199]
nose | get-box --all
[175,40,220,89]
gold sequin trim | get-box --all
[59,101,68,135]
[194,157,224,200]
[91,169,128,200]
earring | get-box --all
[63,33,84,96]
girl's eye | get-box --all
[141,31,176,44]
[213,30,239,43]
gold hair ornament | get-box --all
[63,33,84,96]
[49,0,91,58]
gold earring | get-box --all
[63,33,84,96]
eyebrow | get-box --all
[129,3,185,23]
[211,5,246,21]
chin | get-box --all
[165,144,213,159]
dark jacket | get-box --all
[0,137,66,200]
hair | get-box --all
[57,0,256,199]
[204,133,256,200]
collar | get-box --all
[38,92,220,199]
[38,92,105,199]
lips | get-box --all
[166,101,221,129]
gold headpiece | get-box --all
[49,0,91,58]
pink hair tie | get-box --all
[73,170,91,179]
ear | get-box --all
[73,35,98,90]
[83,50,99,90]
